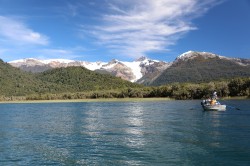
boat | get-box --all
[201,99,226,111]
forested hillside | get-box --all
[151,55,250,86]
[25,77,250,100]
[1,58,249,101]
[0,59,59,96]
[0,59,141,98]
[35,66,142,92]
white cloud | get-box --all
[83,0,221,58]
[0,16,49,45]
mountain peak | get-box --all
[136,56,148,62]
[177,50,194,59]
[176,51,219,61]
[110,59,119,63]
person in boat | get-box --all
[212,91,217,100]
[210,99,216,105]
[210,91,218,105]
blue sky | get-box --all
[0,0,249,62]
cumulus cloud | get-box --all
[84,0,221,58]
[0,16,49,45]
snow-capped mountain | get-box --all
[175,51,250,66]
[151,51,250,85]
[8,51,250,84]
[176,51,218,61]
[9,57,170,83]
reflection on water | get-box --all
[210,112,222,127]
[123,103,145,148]
[0,100,250,165]
[83,104,104,137]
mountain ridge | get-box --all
[9,56,171,83]
[151,51,250,85]
[8,51,250,85]
[0,59,142,97]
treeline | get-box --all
[1,77,249,101]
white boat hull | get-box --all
[201,100,226,111]
[202,104,226,111]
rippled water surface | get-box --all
[0,100,250,165]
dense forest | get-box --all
[1,77,250,101]
[0,60,141,99]
[0,59,249,101]
[151,56,250,85]
[22,77,249,100]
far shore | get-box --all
[220,96,249,100]
[0,97,173,104]
[0,96,248,104]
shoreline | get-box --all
[0,96,248,104]
[0,97,173,104]
[220,96,249,100]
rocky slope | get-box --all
[9,57,171,83]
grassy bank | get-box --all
[0,96,248,104]
[0,97,173,104]
[220,96,249,100]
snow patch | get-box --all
[8,57,168,82]
[123,61,142,82]
[176,51,195,60]
[176,51,220,61]
[81,62,107,71]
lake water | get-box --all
[0,100,250,165]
